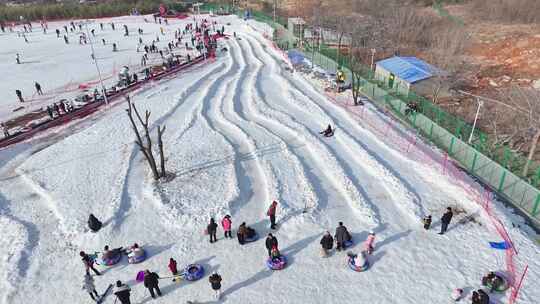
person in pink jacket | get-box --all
[267,201,278,229]
[364,232,376,254]
[221,215,232,239]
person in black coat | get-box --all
[209,272,222,300]
[335,222,351,251]
[265,233,278,257]
[320,231,334,256]
[207,218,218,243]
[114,280,131,304]
[88,214,102,232]
[439,207,453,235]
[423,215,432,230]
[143,270,161,298]
[477,289,489,304]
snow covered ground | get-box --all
[0,14,539,304]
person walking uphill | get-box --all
[267,200,278,229]
[35,82,43,95]
[221,215,232,239]
[82,273,99,301]
[80,251,100,275]
[207,218,218,243]
[439,207,453,235]
[143,270,161,299]
[265,233,278,257]
[209,272,222,300]
[15,89,24,103]
[114,280,131,304]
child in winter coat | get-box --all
[364,232,376,254]
[209,272,222,300]
[267,201,278,229]
[270,245,281,260]
[82,273,99,301]
[423,215,432,230]
[354,251,367,267]
[168,258,178,276]
[221,215,232,239]
[320,231,334,257]
[114,280,131,304]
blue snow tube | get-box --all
[244,231,258,243]
[184,264,204,281]
[348,257,369,272]
[343,239,353,249]
[128,249,146,264]
[266,256,287,270]
[99,253,122,266]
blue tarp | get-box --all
[489,241,512,250]
[287,50,305,65]
[376,56,440,84]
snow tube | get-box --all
[266,256,287,270]
[183,264,204,281]
[245,231,258,243]
[99,253,122,266]
[348,257,369,272]
[484,275,510,292]
[343,240,353,249]
[128,249,146,264]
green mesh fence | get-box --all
[200,6,540,224]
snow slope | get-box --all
[0,14,539,304]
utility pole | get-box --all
[468,98,483,144]
[85,21,108,105]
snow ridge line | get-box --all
[245,34,423,223]
[228,36,317,217]
[237,35,378,226]
[202,40,271,217]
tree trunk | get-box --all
[523,129,540,177]
[336,32,343,69]
[157,125,166,178]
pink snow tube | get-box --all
[266,256,287,270]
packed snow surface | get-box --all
[0,14,539,304]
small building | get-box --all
[288,17,306,39]
[375,56,447,97]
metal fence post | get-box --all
[498,171,507,192]
[532,193,540,216]
[471,152,478,172]
[449,137,455,156]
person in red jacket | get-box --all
[168,258,178,276]
[221,215,232,239]
[267,201,278,229]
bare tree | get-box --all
[126,98,167,180]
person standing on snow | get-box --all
[168,258,178,275]
[35,82,43,95]
[208,272,222,300]
[423,215,432,230]
[143,270,161,299]
[364,232,376,254]
[207,218,218,243]
[82,273,99,301]
[221,215,232,239]
[16,53,20,64]
[335,222,351,251]
[80,251,100,275]
[15,89,24,103]
[114,280,132,304]
[1,123,9,138]
[267,200,278,229]
[439,207,453,235]
[320,231,334,257]
[265,233,278,257]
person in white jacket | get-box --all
[82,273,99,301]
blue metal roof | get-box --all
[376,56,439,84]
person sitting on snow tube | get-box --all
[482,272,507,292]
[88,214,102,232]
[184,264,204,281]
[101,245,123,265]
[127,243,146,264]
[266,250,287,270]
[347,251,369,272]
[319,124,334,137]
[237,222,257,245]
